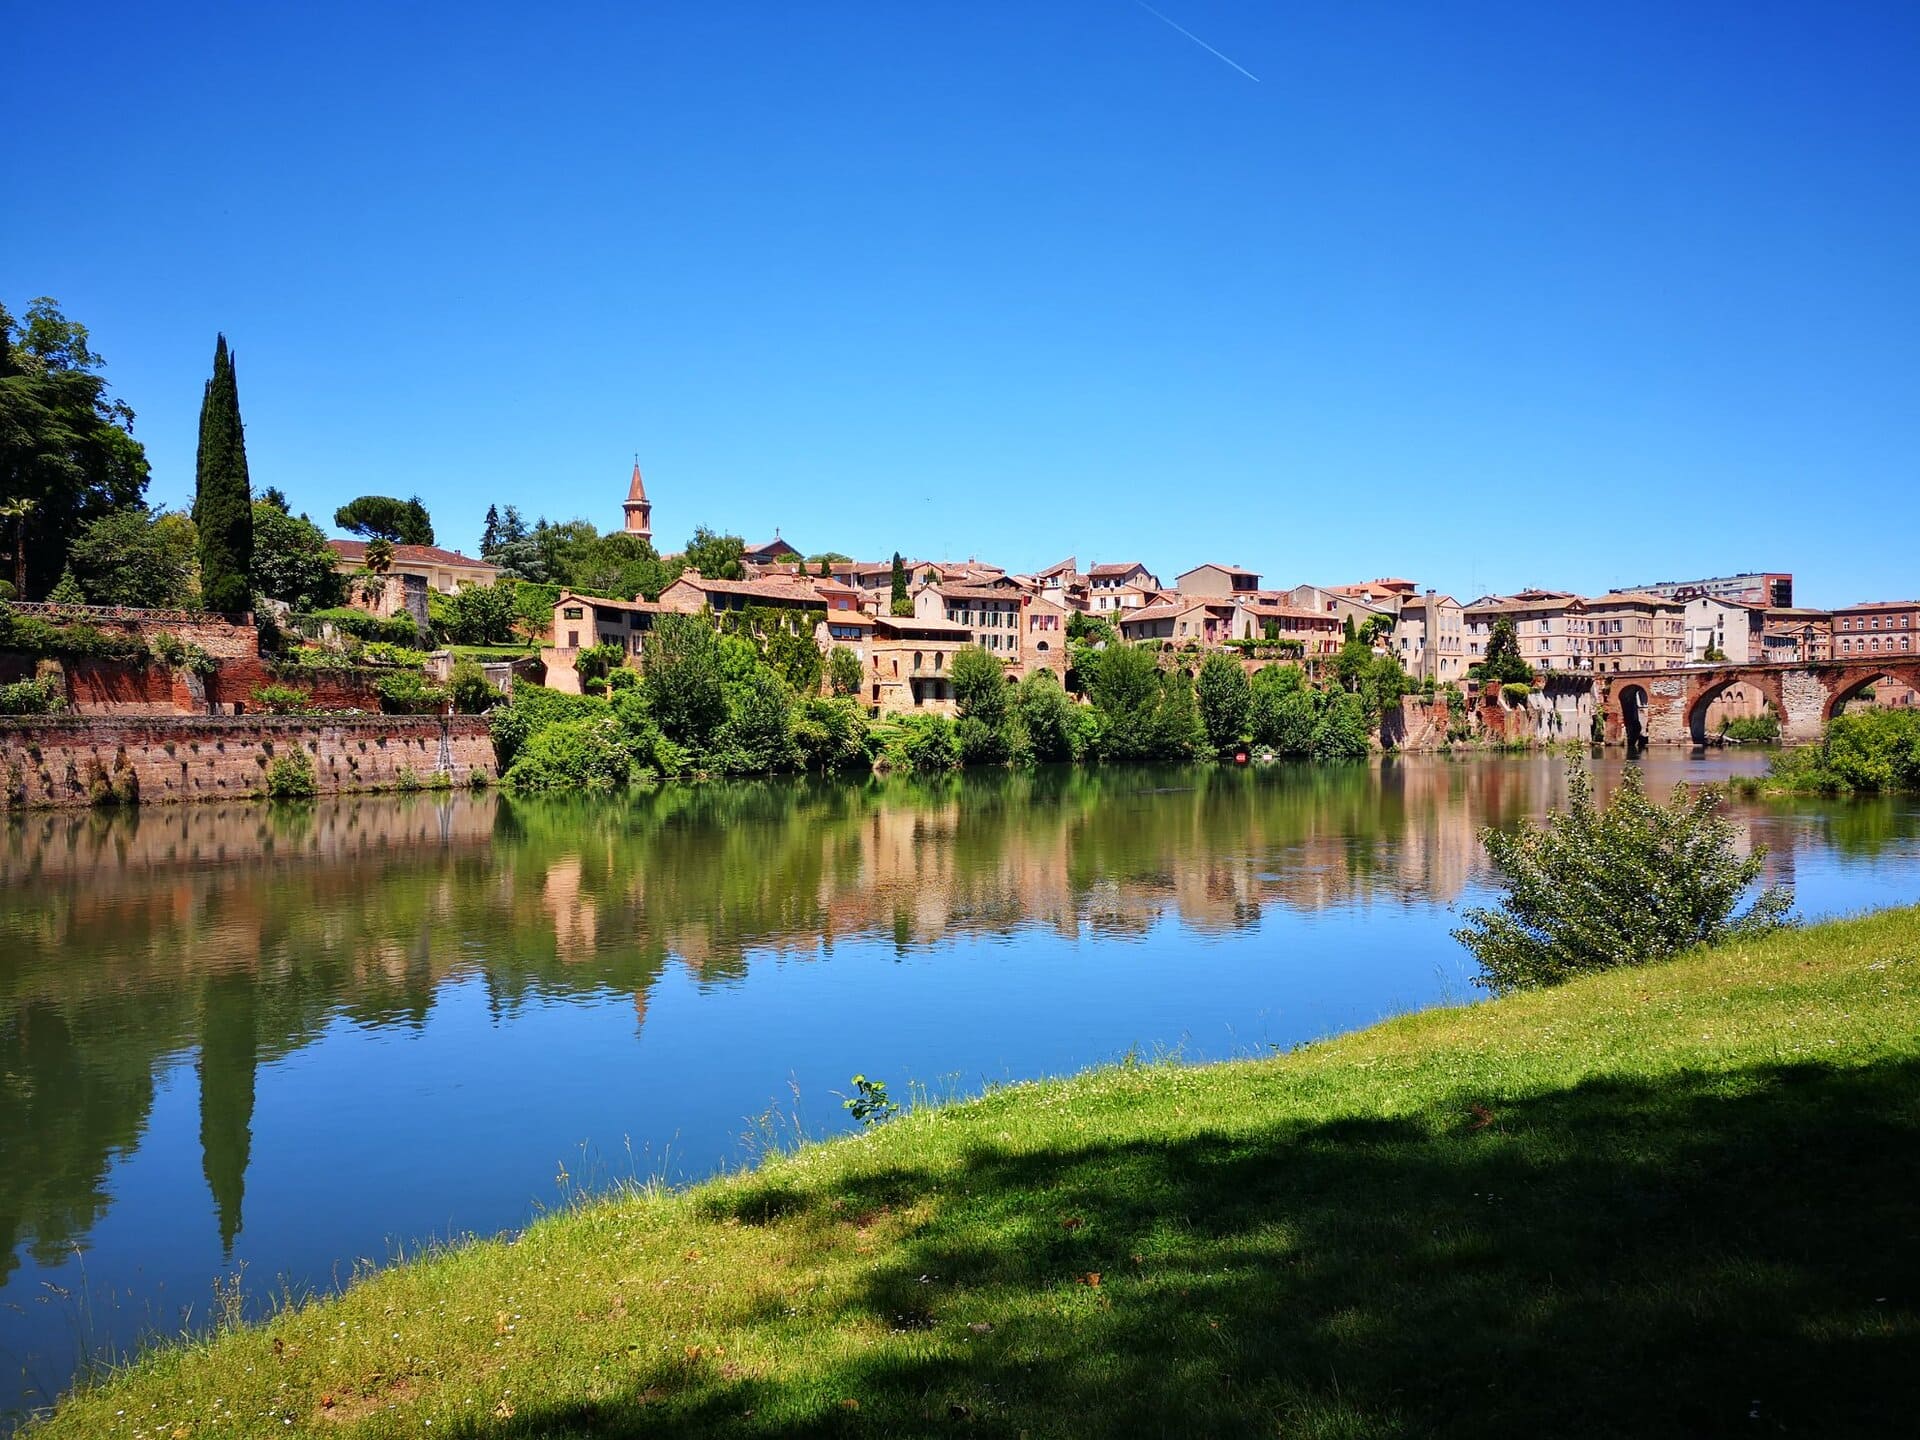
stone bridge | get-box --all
[1598,658,1920,745]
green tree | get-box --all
[1014,670,1079,763]
[1480,615,1534,686]
[68,506,197,607]
[889,552,907,609]
[480,504,502,555]
[250,501,344,610]
[258,486,290,513]
[1089,646,1200,762]
[951,646,1011,764]
[46,565,86,604]
[827,646,864,698]
[333,495,434,545]
[441,583,517,645]
[192,335,254,614]
[0,298,151,598]
[715,666,798,774]
[1454,761,1794,993]
[1311,691,1373,760]
[640,613,729,755]
[1196,652,1252,754]
[685,527,745,581]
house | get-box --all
[1021,593,1072,678]
[656,574,823,617]
[1331,577,1419,605]
[1683,596,1768,663]
[1284,583,1398,638]
[1086,562,1159,614]
[1175,564,1262,598]
[742,533,801,566]
[913,583,1033,670]
[1233,603,1343,656]
[1392,592,1467,681]
[1117,598,1238,648]
[828,558,934,612]
[1761,608,1832,663]
[329,540,499,595]
[544,592,665,694]
[866,612,971,715]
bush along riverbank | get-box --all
[488,616,1404,791]
[1751,707,1920,795]
[29,904,1920,1438]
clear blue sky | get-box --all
[7,1,1917,606]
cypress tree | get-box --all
[890,552,907,606]
[194,335,255,614]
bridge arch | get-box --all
[1619,683,1649,748]
[1823,662,1920,721]
[1685,672,1785,745]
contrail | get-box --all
[1134,1,1261,83]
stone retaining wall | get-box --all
[0,715,495,808]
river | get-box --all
[3,751,1918,1425]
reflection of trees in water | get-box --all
[0,766,1910,1292]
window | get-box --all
[563,606,583,620]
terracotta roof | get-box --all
[627,461,648,504]
[1178,563,1260,579]
[1088,561,1149,578]
[872,613,971,637]
[1591,591,1684,609]
[1242,603,1338,622]
[329,539,498,570]
[667,575,822,604]
[554,591,663,614]
[1466,596,1586,616]
[932,584,1023,602]
[813,577,860,595]
[820,611,876,628]
[1118,602,1183,625]
[1836,599,1920,611]
[1034,557,1078,578]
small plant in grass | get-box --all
[1453,758,1793,993]
[264,748,318,799]
[843,1074,900,1126]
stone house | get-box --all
[1392,592,1467,682]
[866,612,970,715]
[1174,564,1262,598]
[328,540,498,595]
[1086,562,1159,614]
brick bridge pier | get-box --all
[1598,658,1920,745]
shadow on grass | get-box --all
[448,1059,1920,1439]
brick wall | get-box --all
[8,603,259,659]
[0,715,495,808]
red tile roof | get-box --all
[1088,561,1149,578]
[329,539,498,570]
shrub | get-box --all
[575,641,628,687]
[359,641,430,668]
[827,645,864,698]
[1453,760,1793,994]
[1014,671,1079,763]
[501,715,638,792]
[252,683,313,715]
[891,713,958,772]
[489,681,606,770]
[0,675,66,715]
[450,659,497,714]
[1767,709,1920,794]
[1501,682,1533,707]
[375,670,450,713]
[792,696,876,772]
[299,608,423,646]
[1310,691,1372,760]
[1719,711,1781,744]
[713,666,799,774]
[606,668,637,692]
[264,748,319,799]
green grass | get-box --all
[446,644,539,660]
[33,909,1920,1438]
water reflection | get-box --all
[1,755,1916,1421]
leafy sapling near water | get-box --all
[843,1074,900,1126]
[1453,759,1793,994]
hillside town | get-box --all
[331,461,1909,717]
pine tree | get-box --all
[481,504,502,556]
[193,335,255,614]
[47,566,87,605]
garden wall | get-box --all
[0,715,495,808]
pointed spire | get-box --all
[627,457,648,504]
[623,456,653,540]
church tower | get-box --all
[622,456,652,541]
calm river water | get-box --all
[4,752,1920,1423]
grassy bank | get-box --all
[34,910,1920,1439]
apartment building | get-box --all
[1831,600,1920,661]
[867,612,969,715]
[1761,608,1832,663]
[1612,571,1793,608]
[1683,596,1767,663]
[912,582,1030,665]
[1467,592,1686,673]
[1086,561,1159,613]
[1393,592,1467,681]
[1174,563,1262,598]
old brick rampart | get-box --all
[0,715,495,808]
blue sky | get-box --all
[7,1,1917,606]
